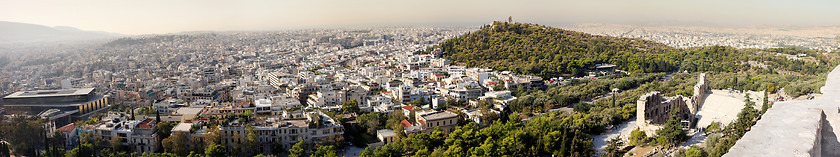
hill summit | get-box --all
[433,21,682,78]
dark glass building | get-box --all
[1,88,109,126]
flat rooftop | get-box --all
[421,111,457,121]
[172,123,193,132]
[1,95,106,107]
[377,129,396,137]
[4,88,94,99]
[175,107,204,115]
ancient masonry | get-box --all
[725,66,840,157]
[636,73,709,130]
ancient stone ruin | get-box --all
[636,73,708,131]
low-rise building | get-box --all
[93,113,159,154]
[416,111,458,134]
[376,129,397,145]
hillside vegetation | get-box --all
[433,22,840,79]
[387,21,840,157]
[433,21,681,78]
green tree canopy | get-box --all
[205,143,227,157]
[290,137,308,157]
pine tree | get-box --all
[290,137,307,157]
[155,110,161,124]
[656,109,687,146]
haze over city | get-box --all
[3,0,840,34]
[2,1,840,157]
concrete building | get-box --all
[307,90,346,112]
[479,90,517,108]
[376,129,397,144]
[416,111,458,134]
[93,113,159,154]
[220,111,344,154]
[271,96,303,111]
[2,88,109,126]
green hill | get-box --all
[433,22,839,79]
[433,21,682,78]
[414,21,840,157]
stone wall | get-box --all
[636,73,708,130]
[637,92,693,128]
[691,73,709,112]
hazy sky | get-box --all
[2,0,839,34]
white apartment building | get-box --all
[93,113,159,154]
[307,90,346,111]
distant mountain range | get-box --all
[0,21,122,43]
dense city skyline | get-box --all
[3,0,840,34]
[2,1,840,156]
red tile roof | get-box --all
[56,123,76,133]
[137,119,155,129]
[402,105,415,111]
[400,119,415,128]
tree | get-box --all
[704,122,721,134]
[205,143,227,157]
[138,152,179,157]
[656,109,687,146]
[602,136,626,157]
[408,99,427,107]
[765,83,778,93]
[45,132,67,157]
[156,121,174,139]
[309,145,338,157]
[386,110,406,131]
[573,103,591,113]
[374,139,404,157]
[761,91,771,114]
[409,109,417,123]
[162,132,190,156]
[1,116,46,156]
[110,136,126,151]
[243,126,259,156]
[185,151,199,157]
[271,137,286,155]
[342,99,361,114]
[290,137,307,157]
[156,111,162,124]
[99,148,132,157]
[358,112,384,136]
[686,147,704,157]
[360,146,374,157]
[78,132,95,146]
[629,128,648,146]
[66,143,95,157]
[43,147,66,157]
[0,141,9,157]
[204,125,221,147]
[493,84,506,91]
[732,94,759,136]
